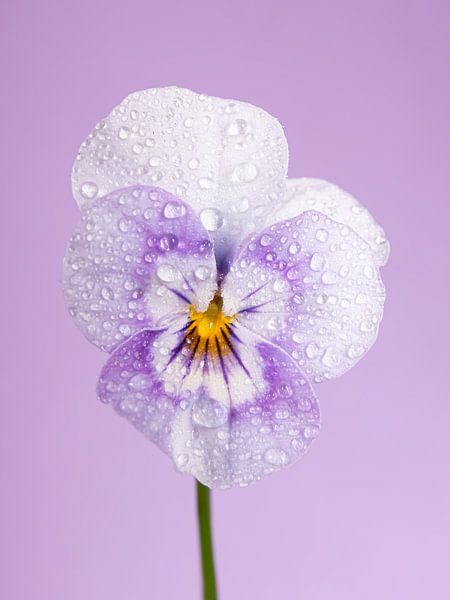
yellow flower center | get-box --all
[187,294,235,360]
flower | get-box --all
[64,87,389,489]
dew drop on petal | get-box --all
[163,201,186,219]
[226,118,250,136]
[128,374,149,390]
[156,263,180,283]
[194,265,212,281]
[321,271,338,284]
[315,228,329,242]
[309,253,324,271]
[188,158,200,170]
[159,234,178,251]
[303,425,319,440]
[198,177,215,190]
[176,454,189,468]
[231,162,258,183]
[200,207,224,231]
[264,448,289,466]
[80,181,98,199]
[192,395,228,428]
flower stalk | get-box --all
[196,480,218,600]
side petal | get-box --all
[221,211,386,382]
[266,178,390,266]
[98,327,320,489]
[63,186,216,352]
[72,87,288,261]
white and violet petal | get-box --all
[98,325,320,489]
[63,186,216,352]
[72,87,288,261]
[266,178,390,266]
[221,210,386,382]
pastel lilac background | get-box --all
[1,1,449,598]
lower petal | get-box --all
[97,326,320,489]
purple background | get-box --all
[1,1,449,598]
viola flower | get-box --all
[64,87,389,489]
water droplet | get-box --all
[289,242,300,255]
[200,207,223,231]
[188,158,200,170]
[128,374,149,390]
[118,126,130,140]
[310,253,324,271]
[273,279,290,293]
[156,263,180,283]
[192,395,228,428]
[149,156,161,167]
[226,118,250,136]
[303,425,319,440]
[198,177,215,190]
[80,181,98,200]
[163,201,186,219]
[321,346,340,367]
[176,454,189,468]
[159,234,178,251]
[194,266,212,281]
[260,234,272,247]
[264,448,289,466]
[321,271,338,284]
[101,287,114,301]
[184,117,194,128]
[237,197,250,212]
[364,265,374,279]
[305,343,319,358]
[315,228,329,242]
[231,162,258,183]
[119,323,132,336]
[292,332,303,344]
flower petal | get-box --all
[63,185,216,352]
[221,210,386,382]
[97,325,320,489]
[72,87,288,262]
[266,178,390,266]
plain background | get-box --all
[1,1,449,598]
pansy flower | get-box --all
[64,87,389,489]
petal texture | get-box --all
[98,326,320,489]
[266,178,390,266]
[72,87,288,261]
[221,211,386,382]
[63,186,216,352]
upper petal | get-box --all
[72,87,288,261]
[63,185,216,352]
[221,211,386,382]
[266,178,390,267]
[97,326,320,489]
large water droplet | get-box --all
[80,181,98,199]
[226,118,250,136]
[194,265,212,281]
[128,374,149,390]
[231,162,258,183]
[198,177,215,190]
[264,448,289,466]
[321,346,340,367]
[163,201,186,219]
[200,207,223,231]
[315,228,329,242]
[192,395,228,428]
[159,234,178,251]
[156,263,180,283]
[309,253,324,271]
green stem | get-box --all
[196,480,218,600]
